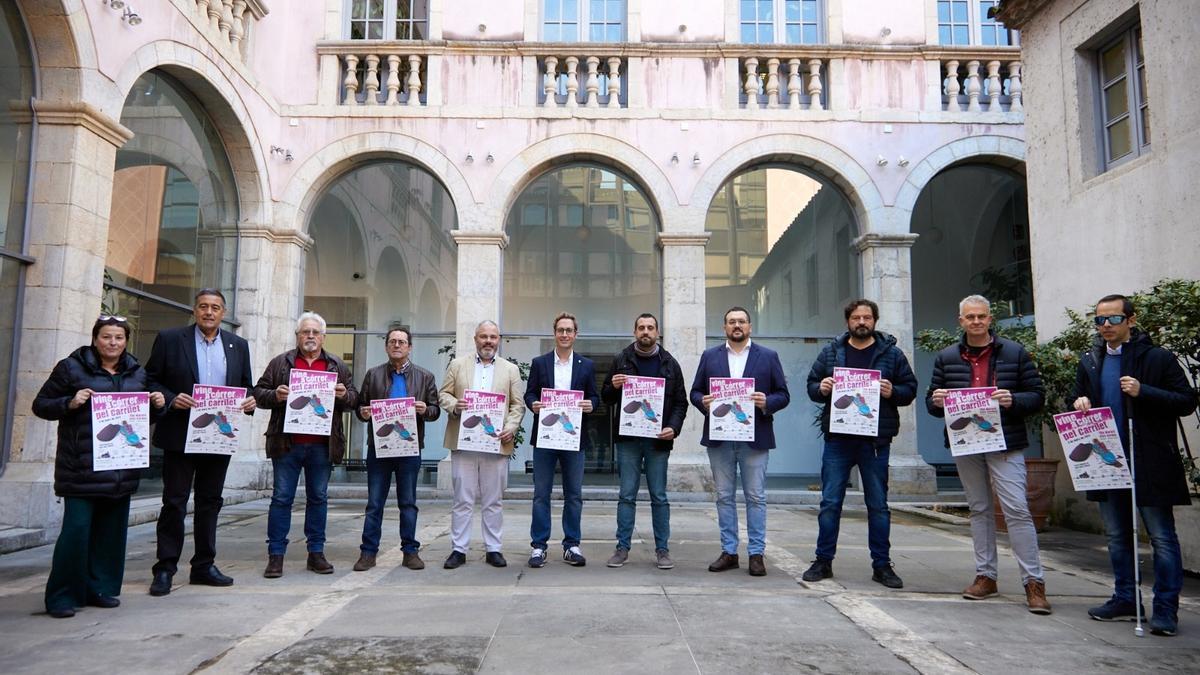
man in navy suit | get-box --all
[524,312,600,568]
[690,306,790,576]
[145,289,256,596]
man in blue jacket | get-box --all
[802,299,916,589]
[690,307,790,576]
[524,312,600,568]
[1073,294,1197,636]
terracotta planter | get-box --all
[995,458,1059,533]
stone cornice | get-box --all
[245,0,270,20]
[31,100,133,148]
[853,233,920,252]
[450,230,509,248]
[657,232,712,246]
[235,225,314,250]
[992,0,1054,30]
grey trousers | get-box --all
[954,449,1044,584]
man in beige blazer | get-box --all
[438,320,527,568]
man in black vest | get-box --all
[146,289,255,596]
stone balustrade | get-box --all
[338,51,429,106]
[737,54,826,110]
[940,55,1023,113]
[189,0,269,59]
[538,53,627,108]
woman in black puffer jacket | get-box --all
[32,316,164,618]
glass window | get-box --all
[545,0,625,42]
[742,0,821,44]
[1098,26,1149,168]
[938,0,1014,45]
[504,164,659,335]
[304,161,459,468]
[105,70,240,361]
[348,0,428,40]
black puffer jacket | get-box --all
[1075,330,1197,506]
[601,343,688,451]
[32,346,154,499]
[925,331,1044,451]
[807,331,918,442]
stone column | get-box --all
[436,230,508,490]
[658,232,713,493]
[222,225,313,491]
[0,102,132,534]
[854,232,936,495]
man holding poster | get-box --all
[352,327,441,572]
[524,312,599,568]
[146,289,255,597]
[439,320,527,569]
[1072,294,1197,636]
[254,312,357,578]
[691,307,790,577]
[601,313,688,570]
[927,295,1050,614]
[803,299,916,589]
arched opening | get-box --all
[502,162,662,477]
[0,1,35,464]
[704,164,862,478]
[910,162,1035,474]
[303,159,458,473]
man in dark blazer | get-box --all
[524,312,600,568]
[690,306,790,577]
[146,289,255,596]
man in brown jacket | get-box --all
[253,312,357,578]
[352,326,440,572]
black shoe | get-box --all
[190,565,234,587]
[872,564,904,589]
[47,607,75,618]
[149,571,173,596]
[707,552,739,572]
[444,550,467,569]
[486,551,508,568]
[801,559,833,582]
[86,594,120,609]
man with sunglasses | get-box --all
[927,295,1050,615]
[146,290,255,596]
[1073,294,1197,636]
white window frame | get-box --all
[542,0,627,42]
[1097,25,1149,170]
[345,0,429,40]
[937,0,1019,46]
[739,0,824,45]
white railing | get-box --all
[340,52,428,106]
[738,56,826,110]
[189,0,268,59]
[538,54,627,108]
[941,58,1023,112]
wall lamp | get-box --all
[670,152,679,165]
[465,153,475,163]
[102,0,142,25]
[876,155,888,167]
[692,152,701,166]
[270,145,293,162]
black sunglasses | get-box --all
[1093,315,1128,326]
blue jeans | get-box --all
[361,454,422,555]
[814,438,892,568]
[1097,491,1183,616]
[615,439,671,551]
[530,446,584,550]
[267,442,331,555]
[707,443,769,556]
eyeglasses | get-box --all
[386,339,409,346]
[297,329,324,336]
[1094,315,1128,326]
[961,314,990,322]
[555,327,576,334]
[98,314,128,323]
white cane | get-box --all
[1128,417,1144,637]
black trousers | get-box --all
[153,451,231,575]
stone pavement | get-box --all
[0,498,1197,674]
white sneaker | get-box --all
[528,548,547,568]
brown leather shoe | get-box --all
[352,553,376,572]
[263,554,284,579]
[402,552,425,570]
[962,575,998,600]
[307,552,334,574]
[1025,580,1052,615]
[708,552,739,572]
[748,554,767,576]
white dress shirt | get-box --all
[553,350,574,390]
[473,355,495,391]
[725,339,752,379]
